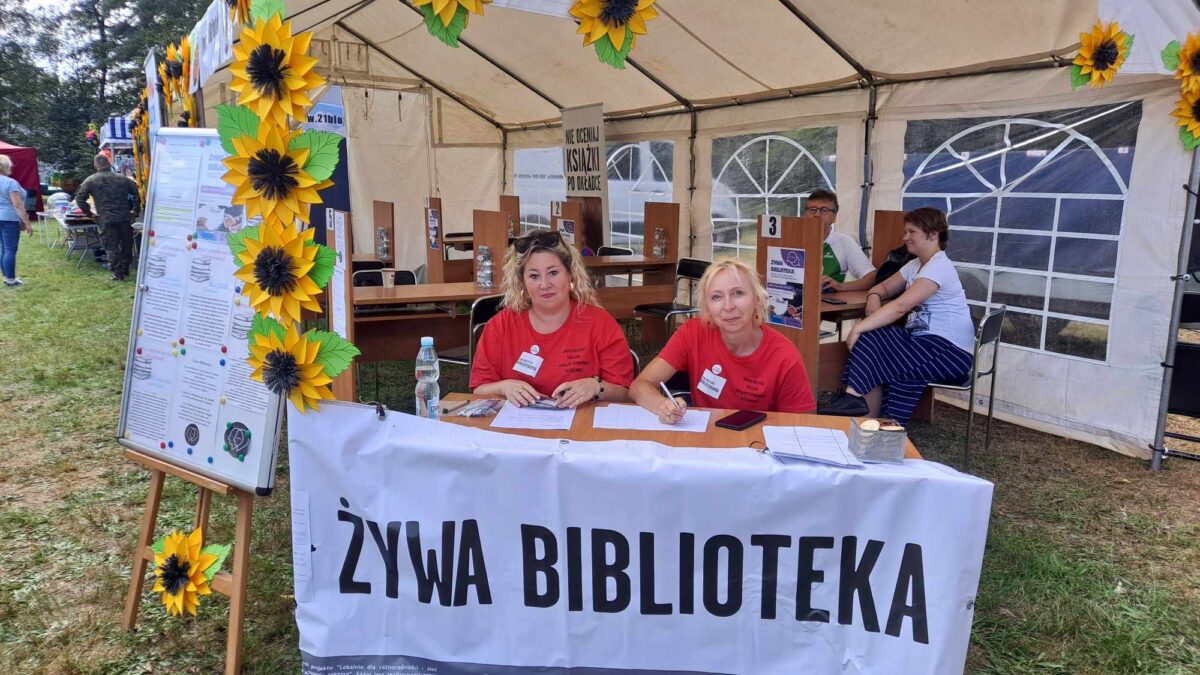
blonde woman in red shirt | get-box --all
[471,230,634,408]
[631,258,816,424]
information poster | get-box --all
[767,246,805,330]
[329,210,349,340]
[427,208,440,251]
[119,128,282,494]
[560,103,608,228]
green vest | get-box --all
[822,242,845,282]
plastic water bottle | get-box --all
[476,245,493,291]
[652,227,666,260]
[415,336,440,419]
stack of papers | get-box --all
[491,401,576,430]
[762,426,864,469]
[592,404,711,433]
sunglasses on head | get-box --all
[513,230,563,254]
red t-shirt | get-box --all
[657,318,816,413]
[470,302,634,396]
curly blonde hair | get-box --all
[499,231,598,312]
[696,257,771,327]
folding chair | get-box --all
[438,294,504,371]
[634,257,710,339]
[597,245,635,287]
[929,305,1007,471]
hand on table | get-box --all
[498,379,540,407]
[552,377,600,409]
[820,276,843,292]
[656,396,688,425]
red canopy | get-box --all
[0,140,43,212]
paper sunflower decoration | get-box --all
[227,0,252,25]
[151,528,229,617]
[414,0,492,47]
[159,38,191,103]
[228,13,324,129]
[247,317,358,412]
[570,0,658,69]
[230,222,335,324]
[221,121,326,227]
[1163,33,1200,97]
[1171,89,1200,150]
[1070,20,1131,89]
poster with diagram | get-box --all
[118,128,283,494]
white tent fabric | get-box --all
[187,0,1200,457]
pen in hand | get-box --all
[659,381,684,420]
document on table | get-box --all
[763,426,865,469]
[491,401,576,430]
[592,404,711,433]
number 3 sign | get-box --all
[762,214,781,238]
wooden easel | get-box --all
[121,449,254,675]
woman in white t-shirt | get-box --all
[821,208,975,424]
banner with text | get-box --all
[289,403,993,674]
[561,103,608,228]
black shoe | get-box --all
[110,274,126,281]
[819,392,869,417]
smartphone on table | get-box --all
[821,297,847,305]
[715,410,767,431]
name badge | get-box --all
[698,368,727,399]
[513,351,544,377]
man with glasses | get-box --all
[804,188,877,292]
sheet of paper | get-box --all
[491,401,577,430]
[592,403,711,433]
[290,489,313,603]
[763,426,865,469]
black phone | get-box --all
[821,297,847,305]
[715,410,767,431]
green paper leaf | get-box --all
[216,104,259,156]
[227,224,259,259]
[1181,126,1200,150]
[308,244,336,290]
[307,330,361,378]
[201,543,232,582]
[1124,33,1134,55]
[289,131,342,182]
[593,29,633,69]
[249,314,287,344]
[421,4,469,47]
[1162,40,1181,71]
[251,0,285,23]
[151,536,165,556]
[1069,64,1091,90]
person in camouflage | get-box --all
[75,154,140,281]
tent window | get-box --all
[710,129,837,263]
[902,102,1141,362]
[514,147,566,233]
[607,141,674,253]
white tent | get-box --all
[189,0,1200,457]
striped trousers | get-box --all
[842,326,974,425]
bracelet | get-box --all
[867,292,883,300]
[593,376,604,401]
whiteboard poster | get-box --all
[119,128,283,495]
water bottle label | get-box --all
[427,396,440,419]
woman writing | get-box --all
[821,207,975,424]
[630,258,815,424]
[471,230,633,408]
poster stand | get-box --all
[756,214,822,395]
[121,449,254,675]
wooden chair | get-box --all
[929,305,1007,471]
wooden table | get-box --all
[440,393,921,459]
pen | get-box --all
[441,400,469,415]
[659,382,683,413]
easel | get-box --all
[121,449,254,675]
[756,214,823,395]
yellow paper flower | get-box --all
[228,14,325,129]
[248,322,334,412]
[1172,89,1200,137]
[1175,33,1200,96]
[1072,20,1129,88]
[570,0,657,49]
[222,124,322,227]
[227,0,251,25]
[152,529,217,617]
[413,0,491,27]
[234,222,324,324]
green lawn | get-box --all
[1,236,1198,673]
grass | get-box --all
[2,235,1199,673]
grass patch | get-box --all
[2,237,1199,673]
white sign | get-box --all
[289,404,993,674]
[119,128,283,494]
[762,214,782,238]
[561,103,608,228]
[144,50,163,137]
[190,0,236,93]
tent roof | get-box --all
[283,0,1102,128]
[0,140,34,152]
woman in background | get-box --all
[0,155,33,287]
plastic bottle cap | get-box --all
[420,336,434,347]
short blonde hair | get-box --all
[0,155,12,176]
[499,231,598,312]
[697,257,771,327]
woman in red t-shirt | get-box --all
[471,230,634,408]
[631,258,815,423]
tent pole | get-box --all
[857,83,877,250]
[501,129,508,194]
[688,110,697,258]
[1150,148,1200,471]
